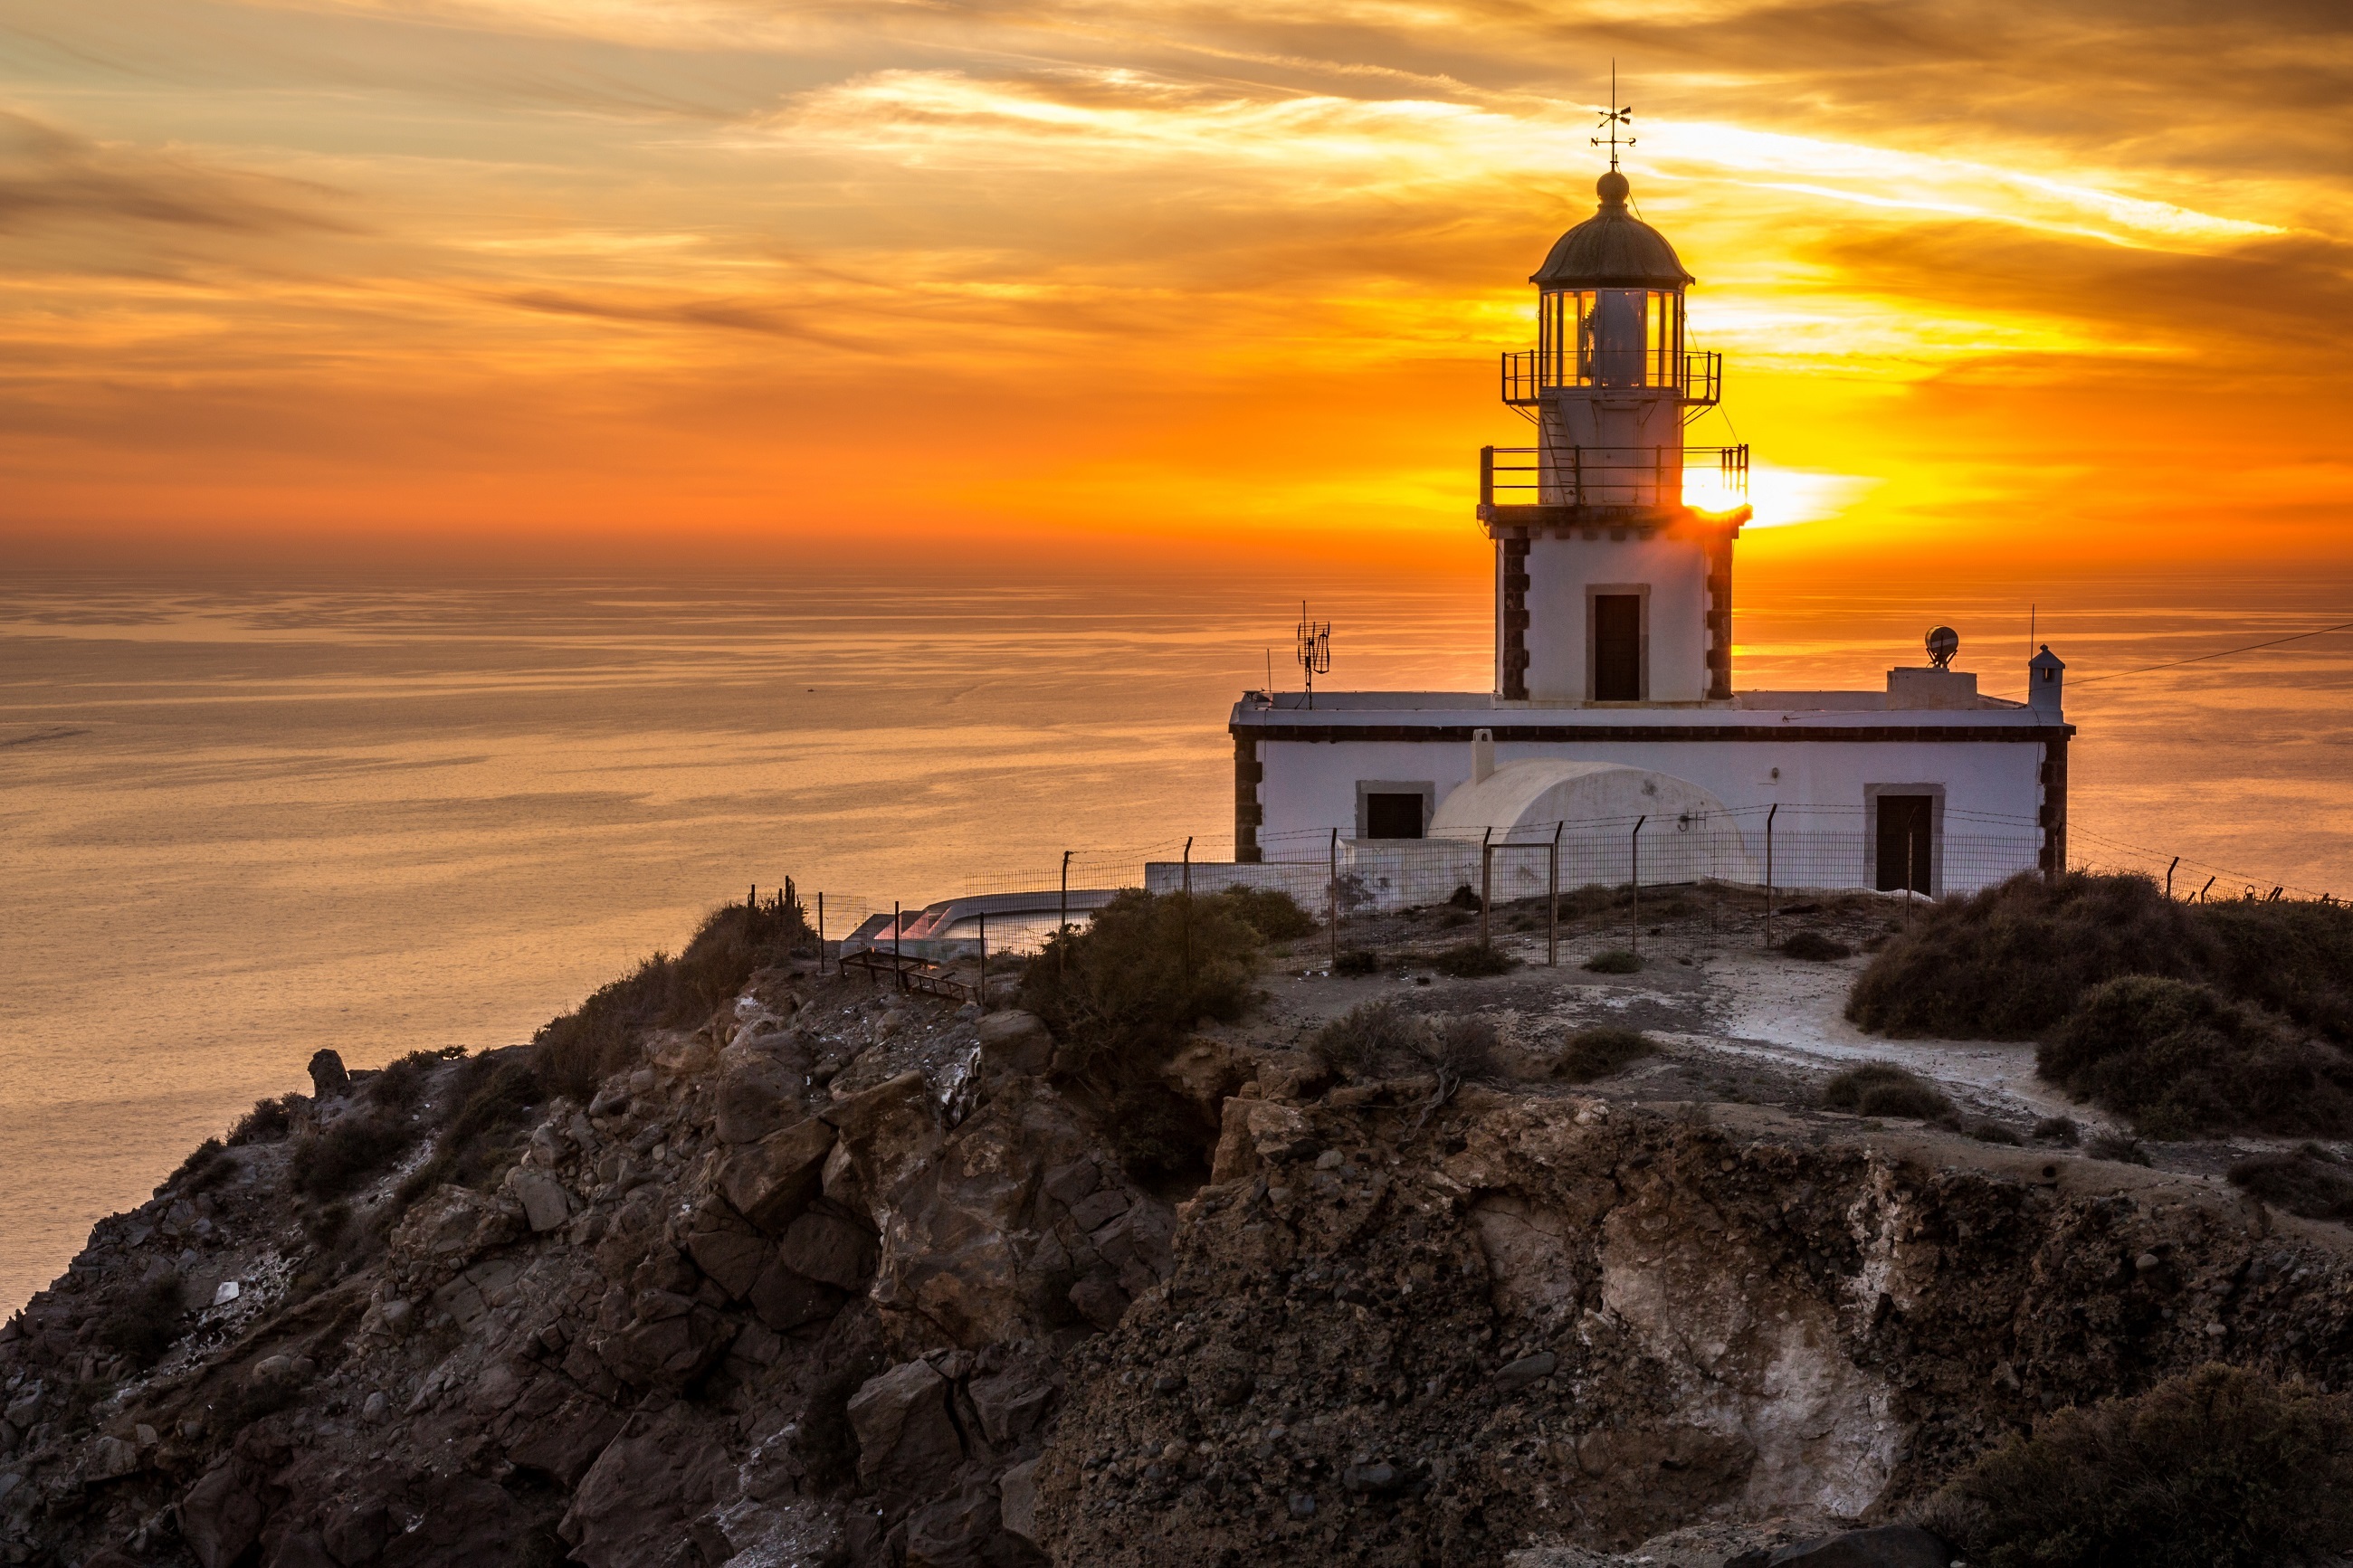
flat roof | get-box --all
[1232,687,2058,735]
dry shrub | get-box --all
[2229,1145,2353,1221]
[2034,1115,2081,1145]
[227,1096,300,1146]
[1850,872,2353,1042]
[1216,886,1318,942]
[291,1113,416,1202]
[1431,941,1515,978]
[1581,949,1643,974]
[1310,1000,1422,1081]
[395,1051,547,1207]
[1779,929,1853,962]
[2039,975,2353,1139]
[535,888,812,1098]
[169,1138,237,1196]
[1823,1061,1957,1124]
[1922,1364,2353,1568]
[1554,1025,1657,1082]
[1333,947,1382,976]
[2083,1129,2151,1165]
[1971,1120,2024,1145]
[95,1274,188,1368]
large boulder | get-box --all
[560,1418,738,1568]
[718,1118,837,1233]
[975,1012,1052,1079]
[715,1038,809,1145]
[178,1463,265,1568]
[307,1050,349,1099]
[780,1210,878,1292]
[846,1360,965,1498]
[822,1071,944,1218]
[593,1292,735,1391]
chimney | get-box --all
[2028,644,2065,717]
[1472,727,1495,784]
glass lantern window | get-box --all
[1538,290,1682,390]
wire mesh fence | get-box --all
[776,804,2339,969]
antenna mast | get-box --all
[1295,601,1331,710]
[1592,61,1634,170]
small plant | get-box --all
[1333,947,1382,976]
[2083,1128,2152,1165]
[2033,1115,2081,1145]
[1309,1000,1423,1080]
[1921,1364,2353,1568]
[1970,1119,2024,1145]
[1554,1025,1656,1082]
[1217,886,1319,942]
[291,1112,417,1202]
[1446,884,1482,912]
[395,1052,548,1207]
[301,1201,353,1251]
[1822,1060,1957,1124]
[1431,941,1515,978]
[1779,929,1853,962]
[2228,1145,2353,1221]
[1582,949,1642,974]
[95,1274,188,1368]
[227,1097,299,1146]
[169,1138,238,1196]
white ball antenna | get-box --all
[1926,625,1959,670]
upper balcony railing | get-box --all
[1500,348,1721,410]
[1480,444,1749,513]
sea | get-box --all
[5,566,2348,1311]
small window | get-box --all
[1365,794,1424,840]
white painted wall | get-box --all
[1521,533,1712,702]
[1247,729,2046,894]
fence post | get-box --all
[1480,827,1493,949]
[1329,827,1340,971]
[817,891,826,974]
[1630,816,1646,955]
[1059,851,1072,979]
[1183,836,1193,895]
[978,908,987,1008]
[2166,856,2179,899]
[1548,821,1562,967]
[1764,804,1777,949]
[893,899,904,992]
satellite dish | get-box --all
[1926,625,1959,670]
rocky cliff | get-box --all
[7,953,2353,1568]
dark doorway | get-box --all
[1365,794,1424,840]
[1876,794,1933,893]
[1593,594,1641,700]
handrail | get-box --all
[1500,348,1720,408]
[1479,444,1748,509]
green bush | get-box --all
[1431,941,1515,978]
[1216,886,1318,942]
[1848,872,2353,1042]
[1554,1025,1656,1082]
[2229,1145,2353,1221]
[536,888,812,1098]
[1582,949,1642,974]
[1823,1060,1956,1124]
[1779,929,1853,962]
[1924,1364,2353,1568]
[2038,975,2353,1139]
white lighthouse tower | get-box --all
[1484,118,1748,705]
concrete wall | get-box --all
[1522,534,1713,702]
[1247,731,2047,895]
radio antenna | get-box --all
[1295,601,1331,710]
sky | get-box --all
[2,0,2350,577]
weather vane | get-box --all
[1592,61,1634,170]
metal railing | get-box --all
[1480,443,1748,510]
[1500,348,1720,407]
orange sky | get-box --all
[3,0,2349,577]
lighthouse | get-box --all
[1201,112,2073,902]
[1485,165,1748,705]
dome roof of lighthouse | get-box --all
[1530,171,1695,290]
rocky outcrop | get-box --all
[8,965,2353,1568]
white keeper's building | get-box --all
[1199,166,2073,908]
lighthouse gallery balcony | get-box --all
[1479,442,1749,518]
